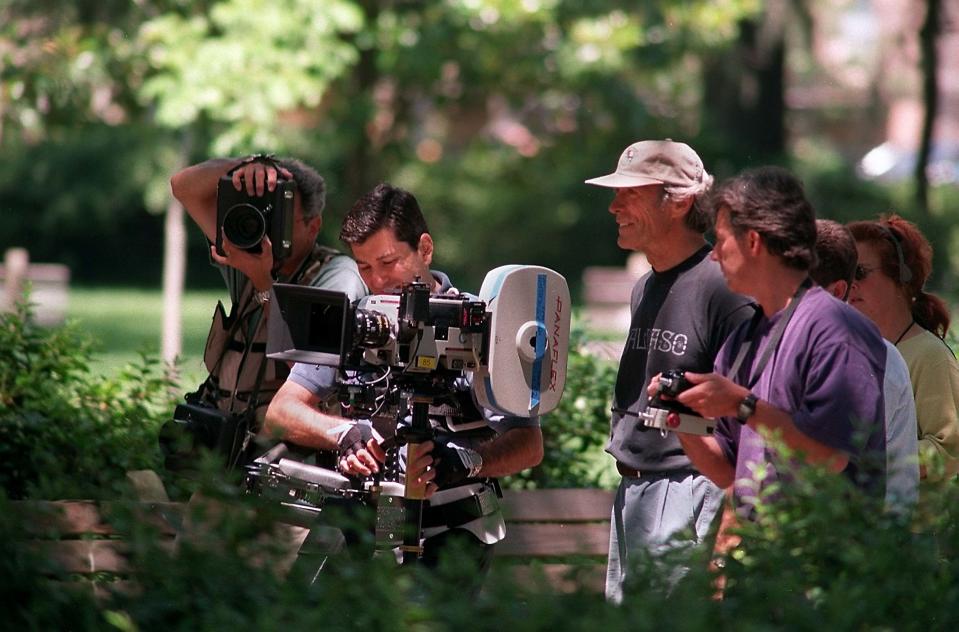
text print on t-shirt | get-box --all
[624,327,688,356]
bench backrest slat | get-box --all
[500,489,614,523]
[495,523,609,558]
[13,501,181,537]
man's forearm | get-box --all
[677,433,735,488]
[263,384,345,451]
[473,426,543,478]
[170,157,240,242]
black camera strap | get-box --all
[727,277,812,389]
[226,285,273,413]
[227,153,282,174]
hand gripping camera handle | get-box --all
[404,442,429,500]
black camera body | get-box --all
[657,369,693,398]
[215,175,295,262]
[159,396,256,471]
[638,369,715,435]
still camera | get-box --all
[215,175,295,262]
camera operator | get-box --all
[264,183,543,586]
[660,167,888,520]
[169,154,367,461]
[585,140,754,603]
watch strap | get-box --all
[737,392,758,424]
[253,288,271,305]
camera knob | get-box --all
[666,412,681,429]
[515,320,548,363]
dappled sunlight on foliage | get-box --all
[0,297,176,499]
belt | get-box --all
[616,464,700,480]
[422,484,499,529]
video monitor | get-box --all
[266,284,351,366]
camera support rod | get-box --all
[400,393,433,564]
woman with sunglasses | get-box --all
[847,214,959,482]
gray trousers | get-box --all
[605,470,722,603]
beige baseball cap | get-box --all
[585,139,707,189]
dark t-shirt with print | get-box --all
[608,245,754,472]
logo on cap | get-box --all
[624,148,635,164]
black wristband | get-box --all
[431,441,483,488]
[736,393,758,425]
[228,153,280,174]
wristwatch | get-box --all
[253,288,271,305]
[736,392,758,424]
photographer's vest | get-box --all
[203,245,342,423]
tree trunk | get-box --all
[161,139,192,373]
[915,0,941,218]
[341,0,382,203]
[703,0,788,164]
[161,192,186,368]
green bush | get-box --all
[8,463,959,630]
[12,289,959,629]
[504,329,618,489]
[0,297,175,499]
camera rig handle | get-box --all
[400,394,433,564]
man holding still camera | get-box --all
[169,154,366,463]
[666,167,887,515]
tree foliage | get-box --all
[1,0,764,291]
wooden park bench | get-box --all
[496,488,613,591]
[11,486,614,595]
[12,498,183,599]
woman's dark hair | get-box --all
[848,214,950,338]
[811,219,858,294]
[339,183,429,249]
[711,166,817,271]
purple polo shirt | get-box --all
[712,287,887,511]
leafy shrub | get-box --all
[716,469,959,630]
[0,495,104,630]
[10,464,959,630]
[503,329,618,489]
[0,297,175,499]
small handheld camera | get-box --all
[639,369,716,435]
[215,175,295,262]
[657,369,692,398]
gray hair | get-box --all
[278,157,326,220]
[664,172,715,233]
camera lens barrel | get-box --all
[353,309,392,348]
[222,203,267,249]
[658,370,690,398]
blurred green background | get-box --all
[66,287,225,386]
[2,0,957,371]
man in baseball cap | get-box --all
[586,140,754,602]
[585,139,710,189]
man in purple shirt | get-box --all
[665,167,887,517]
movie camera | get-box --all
[637,369,716,435]
[244,443,407,556]
[266,264,571,418]
[264,264,572,564]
